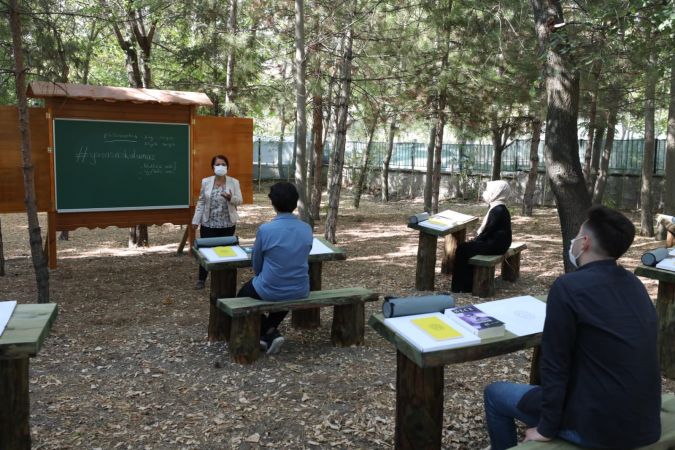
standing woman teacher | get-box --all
[192,154,243,289]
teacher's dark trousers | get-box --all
[197,225,236,282]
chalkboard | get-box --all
[53,119,190,212]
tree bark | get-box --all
[490,118,506,181]
[324,18,353,244]
[588,125,605,196]
[382,119,395,202]
[310,95,323,221]
[583,61,602,188]
[592,87,619,206]
[640,56,657,237]
[424,123,437,212]
[431,109,445,214]
[294,0,310,223]
[224,0,238,115]
[531,0,591,273]
[664,53,675,216]
[354,123,376,208]
[9,0,50,302]
[522,119,542,216]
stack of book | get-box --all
[444,305,505,339]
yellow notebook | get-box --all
[427,217,452,227]
[213,246,236,257]
[411,316,463,341]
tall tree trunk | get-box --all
[382,118,395,202]
[588,125,605,196]
[491,120,505,181]
[640,57,657,237]
[0,219,5,276]
[294,0,309,223]
[424,123,437,212]
[592,87,619,206]
[522,119,542,216]
[665,53,675,216]
[9,0,50,303]
[583,61,602,188]
[224,0,237,115]
[531,0,591,273]
[432,109,446,214]
[354,123,376,208]
[325,18,353,244]
[310,95,323,220]
[277,104,287,178]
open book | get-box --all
[384,312,481,352]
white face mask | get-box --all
[214,165,227,176]
[568,236,585,268]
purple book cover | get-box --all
[450,305,504,330]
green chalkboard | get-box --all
[53,119,190,212]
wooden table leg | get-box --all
[292,261,322,329]
[395,351,443,450]
[0,358,30,450]
[208,268,237,342]
[331,303,365,346]
[656,281,675,379]
[415,232,438,291]
[441,228,466,275]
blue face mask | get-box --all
[568,236,585,268]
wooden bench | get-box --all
[508,393,675,449]
[217,287,379,364]
[469,242,527,298]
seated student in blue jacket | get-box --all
[237,182,313,355]
[483,206,661,450]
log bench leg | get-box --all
[229,315,261,364]
[0,358,30,450]
[395,351,443,450]
[208,268,237,342]
[656,281,675,379]
[472,266,496,298]
[529,346,541,385]
[292,261,322,329]
[331,303,365,346]
[415,232,438,291]
[501,253,521,282]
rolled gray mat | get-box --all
[382,294,455,318]
[641,247,670,266]
[195,236,239,248]
[408,212,430,225]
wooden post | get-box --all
[656,281,675,379]
[208,268,237,342]
[48,212,57,269]
[331,303,364,346]
[292,261,322,329]
[472,266,495,298]
[176,227,189,255]
[501,253,521,282]
[229,315,261,364]
[415,232,438,291]
[395,351,443,450]
[0,358,30,450]
[440,228,466,275]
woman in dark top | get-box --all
[451,180,512,293]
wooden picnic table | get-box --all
[635,260,675,378]
[408,213,479,291]
[0,303,58,450]
[368,296,545,450]
[193,236,346,341]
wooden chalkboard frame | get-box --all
[52,118,191,213]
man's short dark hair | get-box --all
[269,182,299,213]
[211,154,229,167]
[584,205,635,259]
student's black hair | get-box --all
[583,205,635,259]
[268,182,299,213]
[211,155,229,167]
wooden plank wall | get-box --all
[0,106,50,212]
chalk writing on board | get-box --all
[74,146,157,165]
[142,162,178,176]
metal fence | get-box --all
[252,137,668,176]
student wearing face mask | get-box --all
[483,206,660,450]
[192,154,243,290]
[451,180,512,293]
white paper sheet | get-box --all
[384,312,481,352]
[471,296,546,337]
[200,245,249,263]
[310,238,335,255]
[656,257,675,273]
[0,300,17,337]
[435,209,476,223]
[417,209,476,231]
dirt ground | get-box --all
[1,188,672,450]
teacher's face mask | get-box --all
[214,165,228,176]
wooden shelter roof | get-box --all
[27,82,213,107]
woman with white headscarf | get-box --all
[451,180,512,293]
